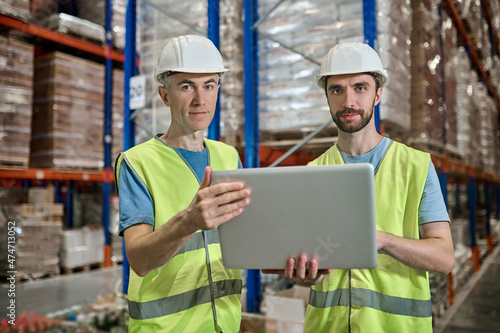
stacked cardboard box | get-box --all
[31,0,59,26]
[31,51,105,169]
[410,0,445,148]
[0,0,30,21]
[75,0,127,49]
[0,36,34,167]
[0,187,63,279]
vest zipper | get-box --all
[173,143,223,332]
[349,269,352,333]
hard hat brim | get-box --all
[154,67,230,85]
[316,69,388,89]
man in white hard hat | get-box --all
[270,42,455,332]
[115,35,250,332]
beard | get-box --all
[331,104,374,134]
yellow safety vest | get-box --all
[305,141,433,333]
[115,138,242,333]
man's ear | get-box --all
[158,86,170,107]
[374,87,383,107]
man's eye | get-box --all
[356,86,366,92]
[182,85,192,91]
[206,85,214,90]
[332,89,342,94]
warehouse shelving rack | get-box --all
[0,0,121,268]
[119,0,500,315]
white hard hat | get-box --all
[154,35,229,85]
[316,42,388,89]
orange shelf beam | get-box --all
[0,14,124,62]
[0,168,114,182]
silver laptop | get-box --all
[211,163,377,270]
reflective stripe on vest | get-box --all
[176,229,219,256]
[309,288,432,318]
[129,279,242,320]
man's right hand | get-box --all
[185,166,251,232]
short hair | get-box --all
[156,72,172,89]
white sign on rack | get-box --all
[129,75,147,109]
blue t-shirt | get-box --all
[117,137,242,236]
[338,137,450,225]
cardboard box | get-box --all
[263,286,310,333]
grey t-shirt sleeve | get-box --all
[418,161,451,224]
[117,159,155,236]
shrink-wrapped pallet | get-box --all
[454,47,474,162]
[473,81,498,173]
[45,12,105,45]
[31,52,105,169]
[257,0,412,137]
[442,11,458,153]
[0,36,34,167]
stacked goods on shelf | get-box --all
[257,0,412,135]
[31,0,59,26]
[219,0,244,140]
[442,10,458,154]
[0,36,34,167]
[454,0,492,72]
[449,218,473,291]
[0,187,63,280]
[376,0,413,132]
[60,227,104,271]
[110,195,123,263]
[75,0,127,50]
[257,0,337,131]
[453,47,474,163]
[0,0,30,21]
[137,0,243,143]
[473,81,499,173]
[112,69,124,160]
[410,0,445,149]
[45,12,106,45]
[30,51,105,169]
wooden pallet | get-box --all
[1,269,61,283]
[61,262,103,275]
[0,155,29,169]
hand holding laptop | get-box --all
[262,254,332,286]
